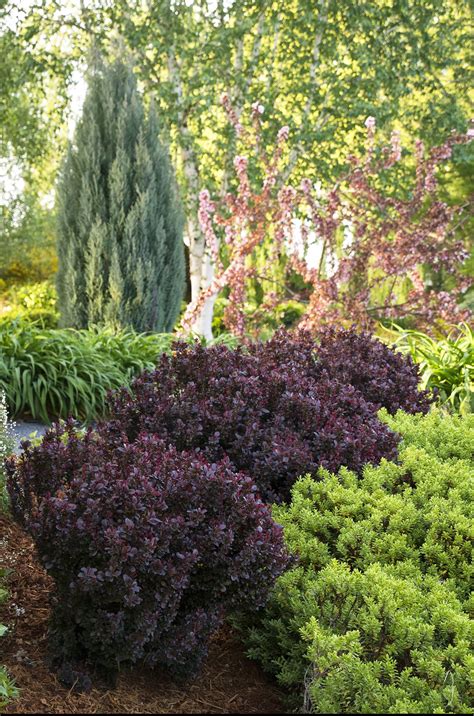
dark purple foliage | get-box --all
[6,427,289,683]
[313,326,433,414]
[103,328,411,502]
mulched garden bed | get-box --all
[0,514,286,714]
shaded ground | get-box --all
[0,514,286,714]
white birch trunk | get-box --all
[168,47,216,338]
[186,207,216,340]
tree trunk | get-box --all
[168,47,215,338]
[186,210,216,340]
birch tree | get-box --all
[5,0,472,337]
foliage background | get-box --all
[1,0,472,304]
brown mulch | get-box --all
[0,514,286,714]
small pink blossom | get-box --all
[251,101,265,115]
[233,155,248,173]
[389,130,402,162]
[263,176,276,190]
[277,126,290,143]
[182,99,473,338]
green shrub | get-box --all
[382,408,474,464]
[0,571,18,708]
[236,410,474,714]
[389,323,474,415]
[56,56,185,333]
[0,281,59,328]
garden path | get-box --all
[10,421,48,453]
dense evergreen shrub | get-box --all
[6,423,288,686]
[235,410,474,714]
[56,55,185,333]
[105,329,430,501]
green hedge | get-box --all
[236,410,474,714]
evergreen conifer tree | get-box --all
[56,56,185,332]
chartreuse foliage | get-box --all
[0,281,59,328]
[236,410,474,714]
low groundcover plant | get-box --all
[234,410,474,714]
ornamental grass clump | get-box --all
[0,319,177,422]
[389,322,474,415]
[6,422,289,688]
[235,410,474,714]
[105,328,430,502]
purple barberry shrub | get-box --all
[103,329,408,502]
[7,425,289,683]
[313,326,433,414]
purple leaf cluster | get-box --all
[6,428,289,683]
[103,328,426,502]
[313,326,433,414]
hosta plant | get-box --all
[235,409,474,714]
[6,423,289,688]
